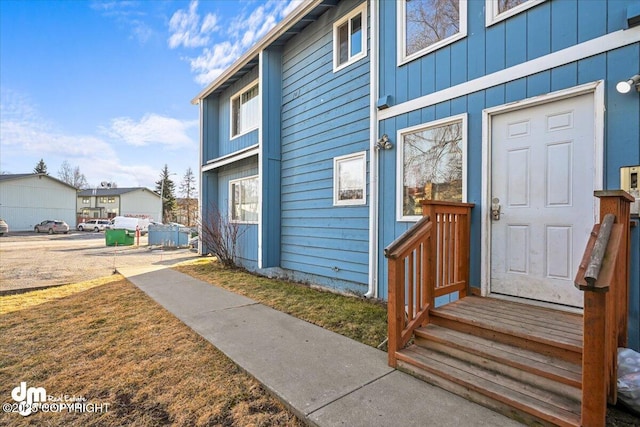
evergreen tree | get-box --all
[34,158,48,174]
[179,167,197,226]
[155,164,177,223]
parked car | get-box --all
[77,219,111,232]
[0,218,8,236]
[34,220,69,234]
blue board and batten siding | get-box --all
[376,0,640,337]
[278,0,371,294]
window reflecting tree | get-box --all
[498,0,529,14]
[405,0,460,56]
[402,120,463,216]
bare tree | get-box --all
[199,203,245,268]
[58,160,89,189]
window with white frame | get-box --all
[229,175,259,223]
[333,3,367,72]
[82,198,90,204]
[399,0,467,64]
[231,81,259,138]
[485,0,546,27]
[398,115,467,220]
[334,151,366,206]
[486,0,546,26]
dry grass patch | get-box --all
[0,277,302,427]
[0,276,120,314]
[174,259,388,348]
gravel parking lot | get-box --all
[0,231,199,293]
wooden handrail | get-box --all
[584,214,615,287]
[574,190,634,427]
[385,200,473,367]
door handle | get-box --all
[492,198,501,221]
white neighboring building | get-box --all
[0,173,78,231]
[76,187,160,222]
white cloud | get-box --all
[189,41,243,86]
[168,0,219,49]
[282,0,304,17]
[130,19,153,44]
[105,114,198,148]
[171,0,299,86]
[0,89,195,188]
[0,89,116,158]
[90,0,153,45]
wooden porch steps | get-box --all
[396,296,583,426]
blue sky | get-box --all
[0,0,300,192]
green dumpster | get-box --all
[105,229,135,246]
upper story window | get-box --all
[231,81,259,138]
[333,3,367,72]
[82,197,90,204]
[229,175,259,224]
[397,114,467,221]
[399,0,467,65]
[486,0,546,26]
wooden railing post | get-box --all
[596,190,633,350]
[576,190,634,427]
[423,202,437,308]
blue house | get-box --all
[194,0,372,295]
[194,1,639,424]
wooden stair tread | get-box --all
[431,297,583,352]
[398,345,581,427]
[415,324,582,388]
[451,298,582,336]
[453,297,583,327]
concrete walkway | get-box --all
[118,266,524,427]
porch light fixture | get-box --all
[375,134,393,150]
[616,74,640,94]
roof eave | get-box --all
[190,0,326,105]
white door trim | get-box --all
[480,81,605,301]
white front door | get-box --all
[489,93,596,308]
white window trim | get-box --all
[485,0,546,27]
[333,2,368,73]
[229,80,260,140]
[229,175,259,224]
[333,151,367,206]
[398,0,467,66]
[396,113,468,222]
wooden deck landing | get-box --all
[432,296,583,353]
[397,296,585,426]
